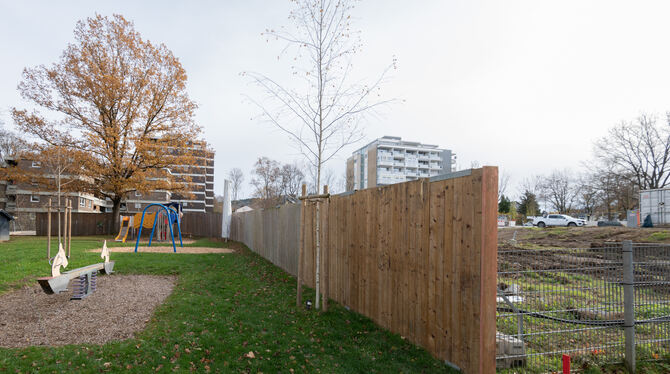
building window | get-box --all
[87,200,92,208]
[80,197,85,207]
[183,201,188,207]
[31,161,41,168]
[135,191,141,197]
[134,203,141,209]
[30,195,40,203]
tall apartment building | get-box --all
[166,141,215,213]
[346,136,455,191]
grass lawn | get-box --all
[0,236,450,373]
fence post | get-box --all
[47,199,52,259]
[322,185,329,312]
[67,199,72,258]
[623,240,635,373]
[297,184,306,307]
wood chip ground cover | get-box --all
[0,275,176,347]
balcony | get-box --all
[5,185,17,195]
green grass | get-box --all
[647,231,670,242]
[0,236,451,373]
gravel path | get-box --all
[93,246,235,254]
[0,275,176,348]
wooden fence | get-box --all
[230,203,301,276]
[36,212,115,236]
[180,212,222,238]
[231,167,498,373]
[36,212,222,238]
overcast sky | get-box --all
[2,1,670,199]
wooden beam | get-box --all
[479,166,498,374]
[47,198,51,259]
[297,183,306,307]
[299,193,330,200]
[322,185,329,312]
[67,199,72,258]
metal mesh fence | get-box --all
[496,242,670,372]
[632,244,670,362]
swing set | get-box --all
[134,203,183,253]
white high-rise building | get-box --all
[346,136,455,191]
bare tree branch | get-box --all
[246,0,396,190]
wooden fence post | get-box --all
[297,183,306,307]
[67,199,72,258]
[322,185,329,312]
[315,196,321,310]
[47,198,51,259]
[63,198,68,255]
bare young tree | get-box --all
[246,0,395,192]
[250,157,281,208]
[594,113,670,190]
[324,170,346,194]
[279,162,305,198]
[541,169,578,214]
[246,0,395,310]
[0,123,28,161]
[228,168,245,201]
[576,173,600,218]
[498,170,511,202]
[33,144,83,246]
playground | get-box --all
[0,235,448,373]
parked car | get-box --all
[533,214,586,227]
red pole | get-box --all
[562,354,570,373]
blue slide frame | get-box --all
[134,203,183,253]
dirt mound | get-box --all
[498,226,670,248]
[0,275,175,347]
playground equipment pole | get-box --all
[172,207,183,248]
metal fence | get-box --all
[496,241,670,372]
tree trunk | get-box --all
[112,198,122,233]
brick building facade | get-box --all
[0,141,215,230]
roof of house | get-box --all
[0,210,14,221]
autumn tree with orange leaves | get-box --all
[12,14,202,229]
